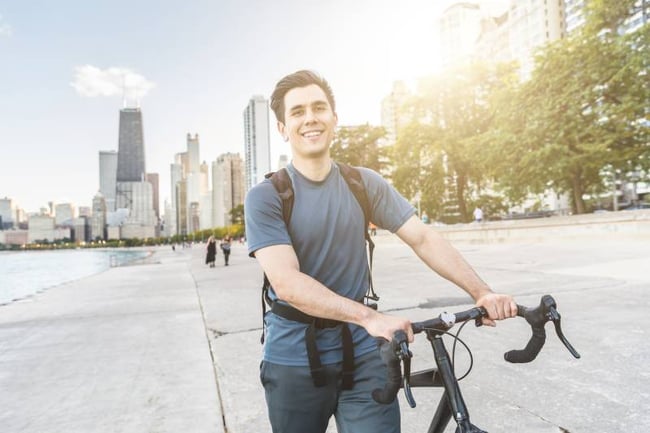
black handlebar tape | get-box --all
[504,304,548,363]
[372,331,407,404]
[504,326,546,363]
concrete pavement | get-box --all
[202,235,650,433]
[2,216,650,432]
[0,247,224,433]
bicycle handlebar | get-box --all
[371,330,409,406]
[505,295,580,362]
[372,295,580,406]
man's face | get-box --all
[278,84,337,160]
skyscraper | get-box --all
[114,107,156,238]
[99,150,117,212]
[439,3,483,67]
[116,108,146,182]
[380,81,411,146]
[507,0,564,78]
[145,172,160,220]
[243,95,271,191]
[170,133,206,235]
[0,197,16,230]
[91,192,106,240]
[212,153,245,227]
[187,133,200,175]
[54,203,75,226]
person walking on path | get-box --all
[244,70,517,433]
[220,235,232,266]
[473,206,484,223]
[205,236,217,268]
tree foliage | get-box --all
[485,0,649,214]
[391,121,448,219]
[392,61,518,221]
[330,124,388,172]
[229,204,244,225]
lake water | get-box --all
[0,249,149,305]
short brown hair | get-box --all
[270,70,336,124]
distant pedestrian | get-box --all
[220,235,232,266]
[206,236,217,268]
[473,207,484,223]
[368,222,377,236]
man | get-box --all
[473,206,484,223]
[245,70,517,433]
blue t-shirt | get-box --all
[245,162,415,366]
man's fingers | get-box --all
[509,300,518,318]
[477,293,517,322]
[482,317,496,327]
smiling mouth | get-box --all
[302,131,322,138]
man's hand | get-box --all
[475,292,518,326]
[361,310,414,343]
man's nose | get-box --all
[304,108,317,122]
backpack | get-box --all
[260,161,379,389]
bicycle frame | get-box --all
[405,329,485,433]
[373,295,580,433]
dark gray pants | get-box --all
[260,350,400,433]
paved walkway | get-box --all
[0,247,223,433]
[2,225,650,432]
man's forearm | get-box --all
[273,269,413,341]
[411,230,492,301]
[273,269,376,326]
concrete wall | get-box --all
[436,210,650,243]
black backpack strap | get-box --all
[261,274,271,344]
[341,324,354,390]
[337,162,379,302]
[270,300,355,389]
[260,169,295,343]
[305,323,326,386]
[266,168,294,224]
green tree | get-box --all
[391,122,447,220]
[330,124,388,172]
[394,61,518,221]
[487,0,649,214]
[230,204,244,225]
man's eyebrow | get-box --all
[288,103,305,112]
[288,100,329,112]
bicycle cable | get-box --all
[421,320,474,381]
[451,320,473,381]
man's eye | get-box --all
[291,109,304,116]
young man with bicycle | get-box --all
[245,70,517,433]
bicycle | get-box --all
[372,295,581,433]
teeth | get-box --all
[303,131,321,138]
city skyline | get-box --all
[0,0,509,213]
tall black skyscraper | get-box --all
[116,108,145,182]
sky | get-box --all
[0,0,507,214]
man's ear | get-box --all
[277,121,288,141]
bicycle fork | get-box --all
[426,331,487,433]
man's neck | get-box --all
[292,156,332,182]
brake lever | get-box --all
[397,340,416,408]
[548,307,581,359]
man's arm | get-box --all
[255,244,413,341]
[396,215,517,325]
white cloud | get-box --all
[70,65,155,101]
[0,14,12,37]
